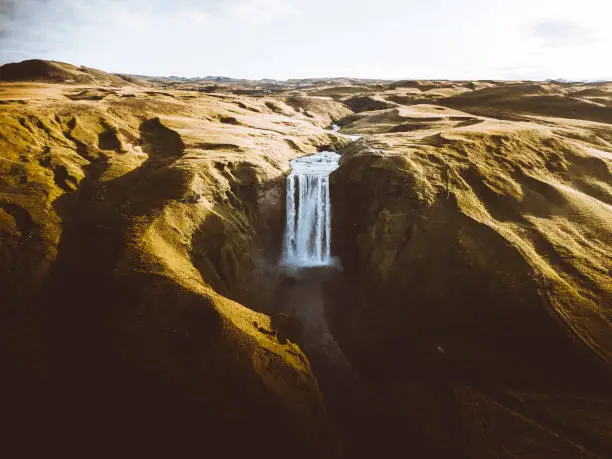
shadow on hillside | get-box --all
[19,118,327,458]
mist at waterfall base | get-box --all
[281,151,342,270]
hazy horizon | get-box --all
[1,0,611,81]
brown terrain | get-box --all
[1,59,611,458]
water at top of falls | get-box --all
[282,151,341,269]
[289,151,341,174]
[329,123,361,141]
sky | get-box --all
[0,0,611,80]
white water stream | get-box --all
[281,151,340,267]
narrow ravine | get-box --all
[276,148,366,454]
[278,150,351,374]
[276,139,473,458]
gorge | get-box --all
[1,59,611,459]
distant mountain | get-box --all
[0,59,137,86]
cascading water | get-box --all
[282,151,340,267]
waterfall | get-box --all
[282,151,340,267]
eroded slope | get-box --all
[328,82,612,457]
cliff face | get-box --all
[2,61,612,458]
[333,127,612,370]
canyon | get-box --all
[1,60,611,458]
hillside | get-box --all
[0,59,137,86]
[1,60,610,458]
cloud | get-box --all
[0,0,211,63]
[0,0,19,15]
[0,1,608,80]
[0,0,298,63]
[225,0,298,24]
[528,18,598,47]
